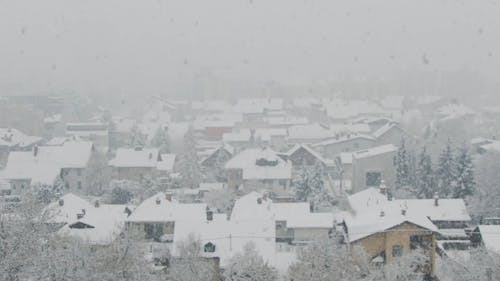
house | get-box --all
[200,143,234,169]
[222,128,288,152]
[373,122,412,147]
[41,193,94,228]
[312,134,376,159]
[58,200,134,245]
[109,147,176,181]
[0,128,43,167]
[224,147,292,192]
[171,192,333,277]
[283,144,334,175]
[0,141,96,194]
[470,225,500,255]
[346,185,472,262]
[126,192,207,242]
[287,123,335,144]
[343,212,437,278]
[351,144,398,193]
[66,122,109,152]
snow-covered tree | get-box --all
[127,124,146,148]
[437,249,500,281]
[394,138,414,191]
[223,242,278,281]
[436,139,457,197]
[287,238,371,281]
[168,234,218,281]
[293,165,312,202]
[151,126,171,154]
[178,127,202,189]
[453,143,475,198]
[467,151,500,221]
[293,162,333,211]
[414,146,436,199]
[109,186,134,204]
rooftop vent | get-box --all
[58,199,64,206]
[155,198,161,205]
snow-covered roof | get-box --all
[109,147,159,168]
[42,193,93,224]
[0,141,93,184]
[345,211,438,242]
[126,192,207,223]
[479,141,500,153]
[352,144,397,159]
[372,122,403,139]
[287,213,334,228]
[347,188,471,222]
[225,148,292,180]
[157,154,176,172]
[287,123,335,142]
[58,203,133,245]
[0,128,42,148]
[222,130,251,143]
[312,134,375,147]
[478,225,500,254]
[285,144,334,166]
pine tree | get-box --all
[394,138,412,190]
[453,143,475,198]
[128,124,146,147]
[178,127,202,189]
[436,139,457,197]
[151,126,171,154]
[415,146,435,199]
[293,165,312,202]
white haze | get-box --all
[1,0,499,98]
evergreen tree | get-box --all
[127,124,146,147]
[178,127,202,189]
[415,146,435,199]
[453,143,475,198]
[436,139,457,197]
[293,165,312,202]
[394,138,412,190]
[151,126,171,154]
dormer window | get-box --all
[204,242,216,253]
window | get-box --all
[65,182,70,189]
[77,181,82,189]
[392,245,403,257]
[12,184,16,190]
[21,184,25,189]
[410,235,431,250]
[366,171,382,187]
[204,242,216,253]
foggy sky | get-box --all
[1,0,499,98]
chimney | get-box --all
[257,198,263,204]
[33,145,39,157]
[380,210,385,217]
[94,200,100,208]
[165,192,172,202]
[434,192,439,206]
[401,209,407,216]
[124,207,132,217]
[206,209,214,221]
[155,197,161,205]
[58,199,64,206]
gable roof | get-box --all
[126,192,207,223]
[225,148,292,180]
[0,128,42,148]
[157,154,177,172]
[477,225,500,254]
[372,122,405,139]
[285,144,334,166]
[312,134,375,147]
[42,193,93,224]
